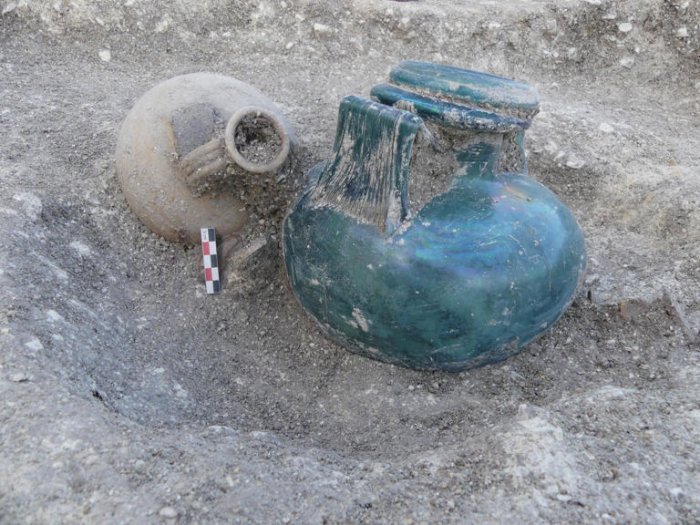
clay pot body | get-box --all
[283,61,586,371]
[116,73,292,243]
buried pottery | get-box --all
[116,73,293,244]
[283,61,586,371]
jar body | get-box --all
[116,73,292,243]
[285,149,585,371]
[283,66,585,371]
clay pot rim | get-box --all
[224,106,291,174]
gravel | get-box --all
[0,0,698,523]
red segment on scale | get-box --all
[201,228,221,294]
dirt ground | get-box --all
[1,0,699,523]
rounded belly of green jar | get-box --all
[283,170,586,371]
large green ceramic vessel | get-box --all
[283,61,586,371]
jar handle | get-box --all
[176,106,291,193]
[311,96,424,236]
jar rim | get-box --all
[371,84,531,133]
[389,61,539,119]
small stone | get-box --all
[313,23,333,38]
[13,192,42,220]
[676,27,688,39]
[9,372,29,383]
[543,18,557,35]
[154,16,170,33]
[582,0,601,4]
[98,50,111,62]
[46,309,64,322]
[25,338,44,351]
[598,122,615,134]
[618,299,649,321]
[664,291,697,342]
[620,56,635,68]
[158,506,178,519]
[83,454,99,466]
[618,22,633,33]
[70,240,92,257]
[566,156,585,169]
[2,2,17,15]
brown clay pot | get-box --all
[115,72,293,243]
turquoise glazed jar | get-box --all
[283,61,586,371]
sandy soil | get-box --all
[1,0,699,523]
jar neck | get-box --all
[370,83,531,176]
[311,95,530,239]
[425,125,528,177]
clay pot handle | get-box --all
[224,106,291,174]
[177,137,228,191]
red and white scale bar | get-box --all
[201,227,221,294]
